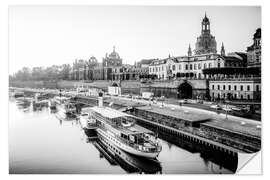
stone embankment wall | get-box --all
[10,80,142,95]
[129,108,260,153]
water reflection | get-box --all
[90,137,162,174]
[9,97,237,174]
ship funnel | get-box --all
[98,92,103,107]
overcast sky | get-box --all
[9,6,261,74]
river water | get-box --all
[9,98,237,174]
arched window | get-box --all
[198,73,201,79]
[217,85,220,90]
[204,63,207,69]
[185,64,188,70]
[217,63,220,68]
[198,64,201,69]
[194,64,197,70]
[190,64,193,70]
[223,85,226,90]
[208,63,211,68]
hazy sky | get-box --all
[9,6,261,74]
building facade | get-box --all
[102,46,123,80]
[207,28,261,101]
[209,78,261,101]
[148,15,246,81]
[247,28,261,67]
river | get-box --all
[9,98,236,174]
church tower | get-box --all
[194,13,217,55]
[220,42,225,56]
[201,12,210,35]
[188,44,192,56]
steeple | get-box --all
[202,12,210,34]
[220,42,225,56]
[113,46,115,52]
[188,44,192,56]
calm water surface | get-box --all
[9,98,236,174]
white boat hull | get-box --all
[96,128,160,159]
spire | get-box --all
[205,11,207,18]
[221,42,225,56]
[188,44,192,56]
[113,46,115,52]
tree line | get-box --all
[9,64,71,81]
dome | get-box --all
[108,46,120,59]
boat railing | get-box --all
[99,126,160,153]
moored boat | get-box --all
[57,102,76,116]
[88,95,162,159]
[79,108,97,137]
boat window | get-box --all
[129,135,135,142]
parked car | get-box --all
[210,104,222,110]
[179,99,188,104]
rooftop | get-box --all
[202,119,261,138]
[118,124,153,135]
[91,106,132,119]
[136,105,211,123]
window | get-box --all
[162,66,164,71]
[190,64,193,70]
[256,52,260,62]
[172,65,175,71]
[179,64,181,70]
[217,63,220,68]
[212,85,214,90]
[198,73,201,79]
[247,95,250,100]
[247,85,250,91]
[194,64,197,70]
[217,85,220,90]
[223,85,226,90]
[208,63,211,68]
[185,64,188,70]
[204,63,207,69]
[234,85,237,91]
[198,64,201,69]
[240,85,243,91]
[228,85,231,90]
[256,85,259,92]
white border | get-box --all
[1,0,268,179]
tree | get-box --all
[59,64,71,80]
